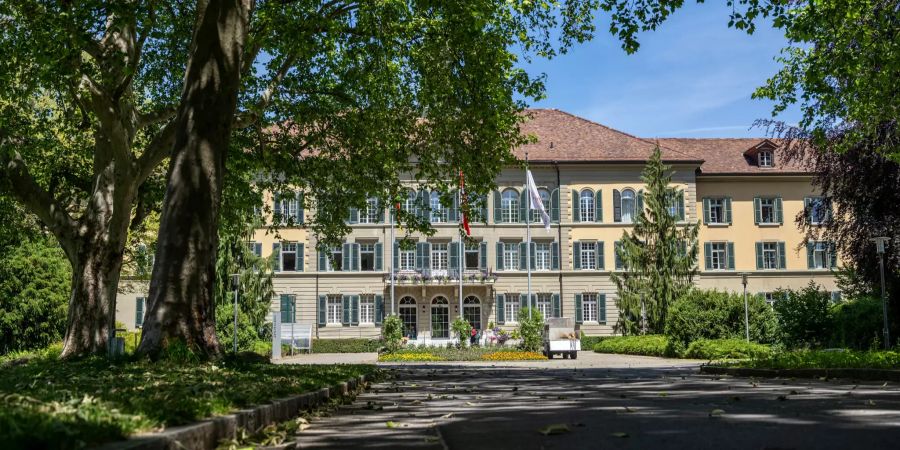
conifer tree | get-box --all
[612,147,699,335]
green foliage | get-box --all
[0,238,70,354]
[725,350,900,370]
[612,147,699,335]
[830,296,884,350]
[0,349,377,449]
[311,339,381,354]
[684,339,773,360]
[579,333,604,350]
[381,315,404,353]
[592,335,673,357]
[517,307,545,352]
[772,282,833,349]
[451,316,472,348]
[378,346,545,362]
[665,289,778,351]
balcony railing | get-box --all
[384,269,497,285]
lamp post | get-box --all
[874,237,890,349]
[740,272,750,342]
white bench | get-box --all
[281,323,312,353]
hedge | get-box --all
[312,338,381,353]
[683,338,773,360]
[592,335,673,357]
[666,289,778,351]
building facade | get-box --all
[116,109,839,339]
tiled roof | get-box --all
[515,109,701,163]
[655,138,810,175]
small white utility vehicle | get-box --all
[542,317,581,359]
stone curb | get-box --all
[95,374,368,450]
[701,365,900,382]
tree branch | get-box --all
[138,105,177,128]
[134,120,177,184]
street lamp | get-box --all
[874,237,890,349]
[740,273,750,342]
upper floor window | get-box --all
[502,242,519,270]
[807,241,837,269]
[755,197,782,225]
[274,192,301,225]
[532,188,551,222]
[806,197,830,225]
[399,246,415,271]
[703,197,732,225]
[579,189,595,222]
[325,246,342,271]
[402,190,416,214]
[281,243,299,271]
[760,242,780,270]
[580,242,597,270]
[431,243,448,270]
[430,191,448,223]
[360,243,376,271]
[620,189,636,223]
[464,242,480,270]
[758,151,773,167]
[534,243,551,271]
[500,189,519,223]
[704,241,735,271]
[360,197,380,224]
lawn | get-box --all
[718,349,900,370]
[0,347,378,449]
[378,346,546,362]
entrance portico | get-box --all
[386,280,494,345]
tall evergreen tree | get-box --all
[612,146,698,335]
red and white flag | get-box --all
[459,170,471,236]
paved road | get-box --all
[292,352,900,449]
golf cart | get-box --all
[542,317,581,359]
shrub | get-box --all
[517,307,544,352]
[665,289,778,352]
[580,333,603,350]
[312,338,381,353]
[773,282,833,349]
[726,349,900,370]
[683,338,773,360]
[830,296,884,350]
[381,315,403,352]
[592,335,672,357]
[451,316,472,347]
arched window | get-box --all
[621,189,636,223]
[579,189,595,222]
[430,191,447,223]
[431,296,449,338]
[463,295,482,331]
[531,188,551,222]
[400,296,416,305]
[501,189,519,223]
[398,296,417,339]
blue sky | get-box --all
[519,2,800,138]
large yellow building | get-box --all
[117,109,839,340]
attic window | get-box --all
[758,150,773,168]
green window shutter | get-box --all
[318,249,326,272]
[573,241,581,270]
[702,198,711,224]
[393,241,400,270]
[273,243,282,271]
[479,241,487,270]
[778,242,787,269]
[375,295,384,325]
[375,242,383,271]
[296,243,304,272]
[417,190,429,221]
[378,199,386,223]
[479,194,488,223]
[829,243,838,268]
[519,190,527,223]
[755,242,763,269]
[342,295,351,325]
[613,189,621,222]
[599,294,607,323]
[348,207,358,224]
[753,197,762,224]
[724,197,733,224]
[637,190,644,214]
[775,197,784,224]
[274,195,283,223]
[519,293,527,312]
[351,295,360,325]
[353,243,361,271]
[495,242,504,271]
[281,294,293,323]
[135,297,144,327]
[574,294,583,324]
[803,197,812,221]
[496,294,505,325]
[615,241,623,270]
[529,242,536,271]
[727,242,735,269]
[294,195,302,223]
[449,195,458,222]
[677,191,685,221]
[422,242,431,270]
[571,189,580,222]
[416,242,426,270]
[519,242,527,271]
[597,242,605,270]
[550,188,560,222]
[806,242,815,269]
[317,295,327,326]
[493,190,501,224]
[552,294,561,318]
[704,242,712,270]
[449,242,459,272]
[595,190,603,222]
[254,243,262,257]
[551,242,560,270]
[341,243,351,272]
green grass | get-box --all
[377,346,546,362]
[683,338,773,360]
[720,349,900,370]
[592,335,673,357]
[0,349,378,449]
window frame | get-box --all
[579,189,595,222]
[502,242,519,271]
[710,242,728,270]
[430,191,448,223]
[464,242,480,270]
[582,293,598,322]
[359,243,375,271]
[534,242,551,271]
[326,295,342,324]
[762,242,779,270]
[759,151,773,167]
[580,241,596,270]
[359,197,380,224]
[359,294,375,324]
[621,189,636,223]
[281,242,298,272]
[536,293,552,320]
[501,189,519,223]
[431,243,448,271]
[532,189,552,222]
[759,197,776,224]
[504,294,520,323]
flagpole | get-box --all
[526,151,532,320]
[390,200,395,316]
[458,188,463,327]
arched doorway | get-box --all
[463,296,482,332]
[399,296,417,339]
[431,296,450,338]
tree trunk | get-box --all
[138,0,252,359]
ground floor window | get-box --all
[505,293,520,323]
[710,242,727,270]
[399,296,417,338]
[536,293,552,319]
[463,296,481,331]
[360,294,375,324]
[763,292,776,306]
[327,295,342,324]
[431,297,449,338]
[582,293,598,322]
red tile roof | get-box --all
[655,138,810,175]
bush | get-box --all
[684,338,773,360]
[830,296,884,350]
[312,338,381,353]
[451,316,472,347]
[517,307,544,352]
[592,335,672,357]
[726,349,900,370]
[381,315,403,352]
[580,333,603,350]
[773,282,833,349]
[666,289,778,352]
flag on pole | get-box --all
[459,170,471,235]
[394,200,403,234]
[526,170,551,230]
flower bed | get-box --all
[377,346,547,362]
[480,351,546,361]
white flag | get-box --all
[526,170,551,231]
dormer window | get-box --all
[759,150,773,167]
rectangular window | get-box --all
[582,293,598,322]
[535,243,551,271]
[360,198,380,223]
[431,243,448,270]
[464,243,479,270]
[763,292,776,305]
[327,295,342,324]
[360,243,375,271]
[360,294,375,324]
[812,241,828,269]
[808,197,828,225]
[710,242,727,270]
[281,243,298,271]
[759,198,776,224]
[762,242,779,270]
[759,151,773,167]
[326,246,343,272]
[708,198,725,224]
[503,243,519,271]
[505,293,520,323]
[580,242,596,270]
[276,193,298,225]
[536,293,552,319]
[399,248,415,271]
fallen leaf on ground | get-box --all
[424,436,441,443]
[709,409,725,417]
[611,432,629,438]
[538,424,571,436]
[386,421,399,428]
[439,412,454,419]
[464,401,477,406]
[867,400,877,406]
